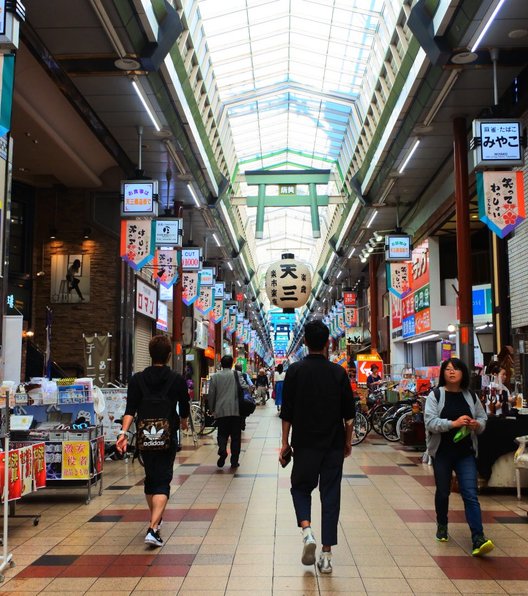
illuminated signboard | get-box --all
[181,248,202,270]
[155,219,183,246]
[156,301,168,331]
[121,180,159,217]
[472,119,524,168]
[385,234,412,262]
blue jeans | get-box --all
[432,451,483,539]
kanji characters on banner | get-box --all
[195,287,215,315]
[222,305,230,330]
[388,262,412,299]
[182,271,200,306]
[477,171,525,238]
[211,299,225,324]
[345,307,358,328]
[120,220,155,270]
[153,249,180,288]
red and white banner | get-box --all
[182,272,200,306]
[211,299,225,324]
[477,171,525,238]
[344,307,358,328]
[120,220,155,270]
[195,287,215,315]
[388,262,412,299]
[153,249,179,288]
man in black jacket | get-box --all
[116,335,189,547]
[280,320,355,574]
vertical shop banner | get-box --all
[19,445,33,497]
[477,171,525,238]
[344,307,358,328]
[388,262,412,298]
[402,315,416,339]
[90,437,104,476]
[229,314,237,336]
[390,294,402,330]
[32,443,46,489]
[153,249,180,288]
[415,308,431,335]
[222,305,230,330]
[336,312,345,335]
[120,219,155,270]
[0,450,21,501]
[83,335,110,388]
[195,287,215,315]
[182,271,200,305]
[62,441,90,480]
[236,322,244,341]
[411,240,430,291]
[414,285,430,313]
[211,299,225,324]
[402,293,415,320]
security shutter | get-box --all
[134,315,153,373]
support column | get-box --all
[369,257,378,353]
[309,183,321,238]
[215,319,222,368]
[172,202,184,374]
[255,184,265,239]
[453,117,474,370]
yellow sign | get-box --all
[62,441,90,479]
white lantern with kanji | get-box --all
[265,253,312,312]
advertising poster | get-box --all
[0,450,21,501]
[100,389,127,442]
[19,445,33,497]
[45,442,63,480]
[62,441,90,480]
[390,293,402,330]
[32,443,46,489]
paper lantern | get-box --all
[265,253,312,313]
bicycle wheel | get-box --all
[352,412,369,445]
[201,418,217,435]
[381,417,400,442]
[371,404,391,435]
[189,403,205,435]
[396,411,413,440]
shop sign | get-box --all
[476,171,525,238]
[62,441,90,480]
[344,307,358,327]
[336,312,345,334]
[441,341,455,361]
[402,293,414,319]
[153,249,180,288]
[83,334,110,388]
[388,262,412,299]
[214,282,225,299]
[121,180,159,217]
[211,298,225,324]
[343,291,357,306]
[472,119,523,167]
[154,219,183,246]
[229,314,237,336]
[181,248,201,270]
[199,267,215,286]
[385,234,412,261]
[411,240,429,291]
[0,55,14,136]
[402,315,415,339]
[182,271,200,306]
[0,1,6,36]
[222,304,230,329]
[390,293,402,330]
[120,220,155,270]
[356,354,383,384]
[156,300,168,332]
[415,308,431,335]
[195,286,215,315]
[279,184,296,195]
[136,278,157,320]
[473,284,492,316]
[346,327,363,345]
[414,285,430,313]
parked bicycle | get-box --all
[380,393,427,442]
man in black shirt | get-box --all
[280,320,355,574]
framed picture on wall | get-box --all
[50,254,91,304]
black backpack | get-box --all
[432,387,477,404]
[136,373,175,451]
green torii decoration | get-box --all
[244,169,331,239]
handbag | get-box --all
[234,371,256,417]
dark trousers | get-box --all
[217,416,242,465]
[290,447,344,546]
[432,451,484,539]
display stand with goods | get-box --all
[12,378,104,504]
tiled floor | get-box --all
[3,404,528,595]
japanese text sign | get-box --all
[155,219,183,246]
[402,315,416,339]
[386,234,412,261]
[343,291,357,307]
[195,286,215,315]
[181,248,201,270]
[120,220,155,270]
[182,271,200,306]
[415,308,431,335]
[62,441,90,479]
[411,240,429,291]
[472,119,523,167]
[136,279,157,320]
[214,282,225,299]
[199,267,215,286]
[390,294,402,330]
[477,171,525,238]
[153,249,180,288]
[344,307,358,328]
[388,262,412,299]
[212,299,225,324]
[157,300,168,332]
[121,180,158,216]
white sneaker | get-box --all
[301,528,317,565]
[144,527,163,547]
[317,552,332,574]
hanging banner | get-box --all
[153,249,180,288]
[83,334,110,388]
[120,219,155,270]
[390,294,402,330]
[211,299,225,324]
[195,287,215,315]
[222,305,230,330]
[344,307,358,328]
[182,271,200,305]
[476,171,525,238]
[336,312,345,335]
[388,262,412,299]
[343,291,357,307]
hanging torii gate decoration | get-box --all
[244,169,331,239]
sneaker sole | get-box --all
[317,563,332,574]
[301,541,316,565]
[144,537,163,547]
[472,540,494,556]
[435,536,449,542]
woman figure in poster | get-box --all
[67,259,85,301]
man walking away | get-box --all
[280,320,355,574]
[209,355,248,468]
[116,335,189,547]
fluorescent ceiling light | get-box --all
[470,0,507,53]
[399,139,420,174]
[366,210,378,228]
[407,333,439,344]
[212,232,221,247]
[323,252,337,279]
[219,201,240,252]
[187,183,201,208]
[131,79,161,131]
[236,280,242,287]
[336,270,342,279]
[423,71,459,127]
[227,261,233,271]
[240,254,250,280]
[335,198,360,250]
[347,247,356,258]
